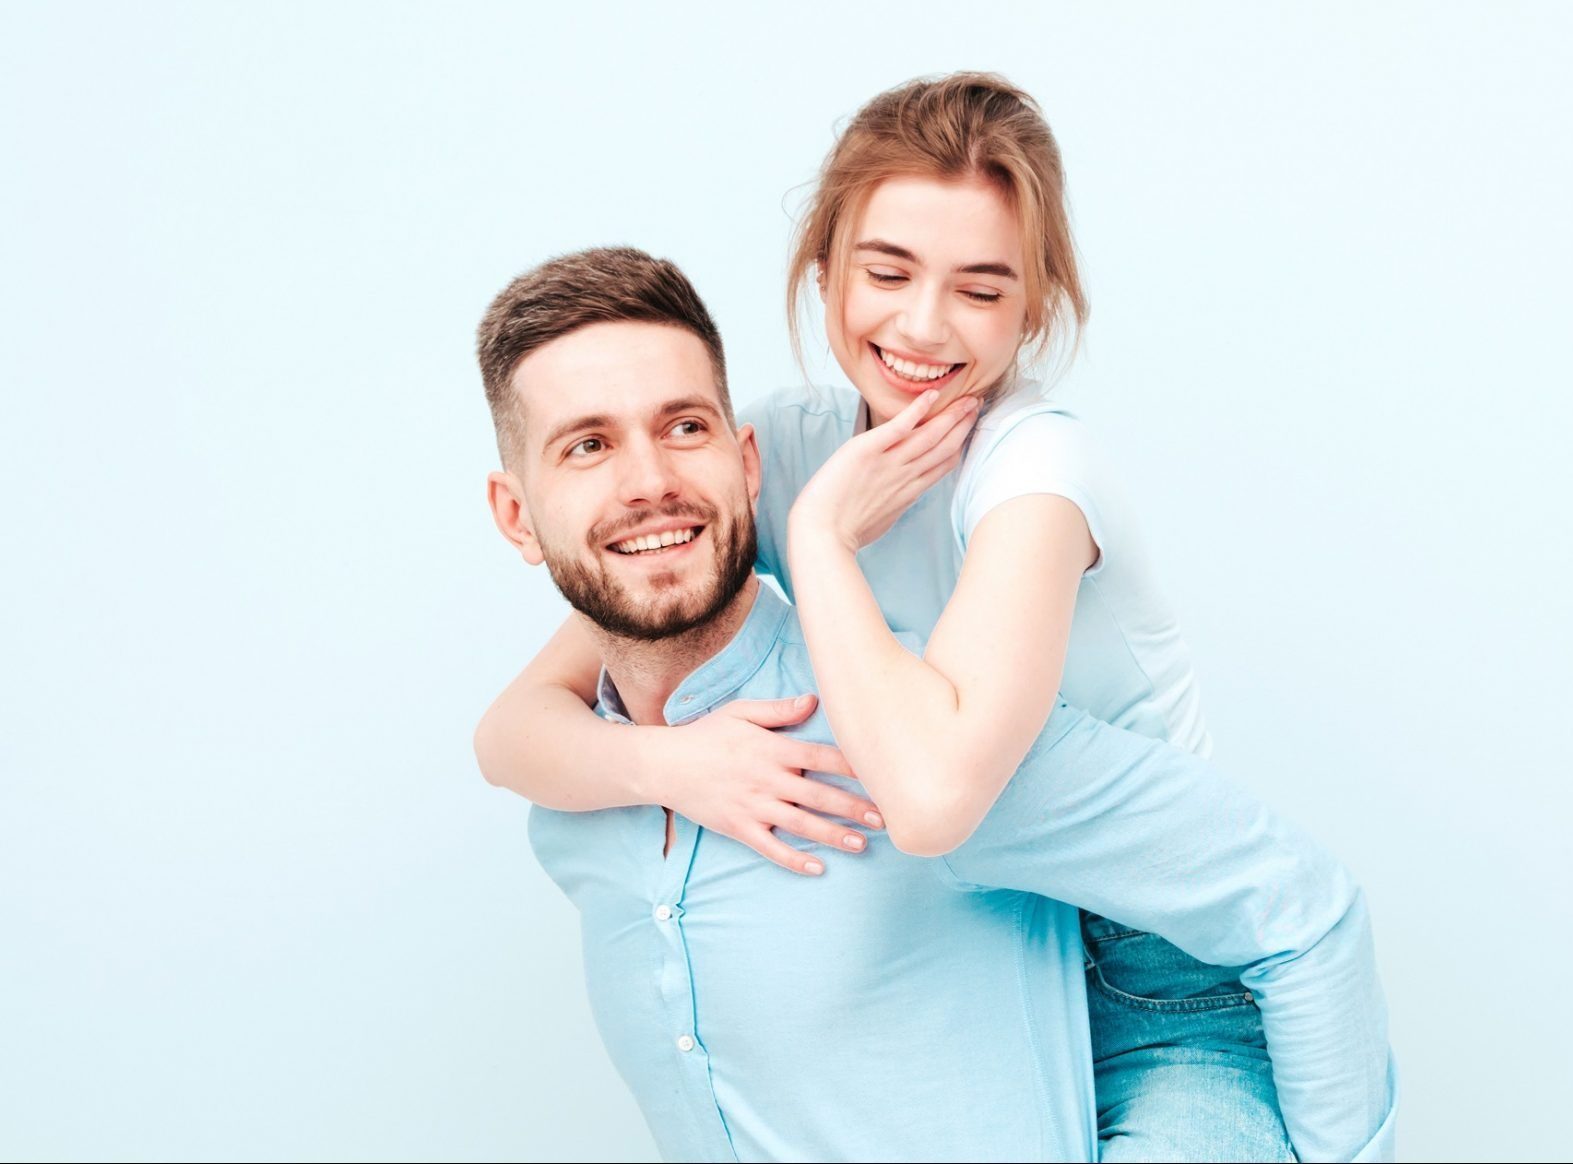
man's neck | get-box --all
[593,576,761,726]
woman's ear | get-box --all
[485,470,545,565]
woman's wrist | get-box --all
[626,724,679,806]
[788,500,858,564]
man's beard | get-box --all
[540,502,758,642]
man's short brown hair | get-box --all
[476,246,731,467]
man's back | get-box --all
[528,590,1099,1161]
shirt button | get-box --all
[654,904,673,922]
[676,1034,696,1053]
[679,694,694,704]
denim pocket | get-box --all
[1083,922,1255,1014]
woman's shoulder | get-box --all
[969,383,1094,453]
[953,383,1121,555]
[961,384,1107,495]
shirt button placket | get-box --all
[652,861,706,1086]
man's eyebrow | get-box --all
[540,398,725,453]
[854,238,1019,281]
[657,397,725,421]
[541,413,614,452]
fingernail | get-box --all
[844,833,865,850]
[794,695,813,709]
[805,859,825,875]
[864,811,885,829]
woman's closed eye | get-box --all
[866,268,1003,305]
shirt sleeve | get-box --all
[941,704,1397,1163]
[955,408,1110,577]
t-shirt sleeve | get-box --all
[955,409,1111,578]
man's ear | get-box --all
[737,422,763,512]
[486,469,545,565]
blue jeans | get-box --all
[1083,912,1297,1163]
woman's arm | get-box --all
[473,612,885,872]
[787,393,1096,856]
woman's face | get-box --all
[825,174,1030,426]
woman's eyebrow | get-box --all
[855,238,921,263]
[854,239,1018,280]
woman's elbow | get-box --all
[882,791,988,858]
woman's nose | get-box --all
[897,286,950,349]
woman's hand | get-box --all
[651,694,884,875]
[789,389,980,553]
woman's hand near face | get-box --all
[789,390,980,552]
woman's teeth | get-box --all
[877,346,958,382]
[611,527,699,555]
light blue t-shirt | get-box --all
[742,382,1212,756]
[528,586,1396,1162]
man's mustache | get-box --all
[589,502,718,547]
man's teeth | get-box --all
[878,347,957,381]
[611,527,699,554]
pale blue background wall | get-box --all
[3,3,1569,1160]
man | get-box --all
[476,247,1395,1162]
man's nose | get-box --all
[617,438,683,507]
[896,283,951,349]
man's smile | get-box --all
[607,524,705,557]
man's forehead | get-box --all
[511,321,723,437]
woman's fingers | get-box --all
[780,772,884,828]
[772,805,870,853]
[879,388,941,444]
[908,406,977,476]
[721,693,819,729]
[893,394,980,462]
[778,737,855,778]
[740,826,829,876]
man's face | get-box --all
[494,321,760,640]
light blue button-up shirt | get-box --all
[529,586,1396,1162]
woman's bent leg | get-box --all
[1084,912,1297,1163]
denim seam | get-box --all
[1086,961,1255,1013]
[1083,926,1146,945]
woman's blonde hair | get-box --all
[787,72,1087,389]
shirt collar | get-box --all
[594,584,792,727]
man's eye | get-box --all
[567,437,604,457]
[670,419,706,438]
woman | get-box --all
[479,73,1296,1160]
